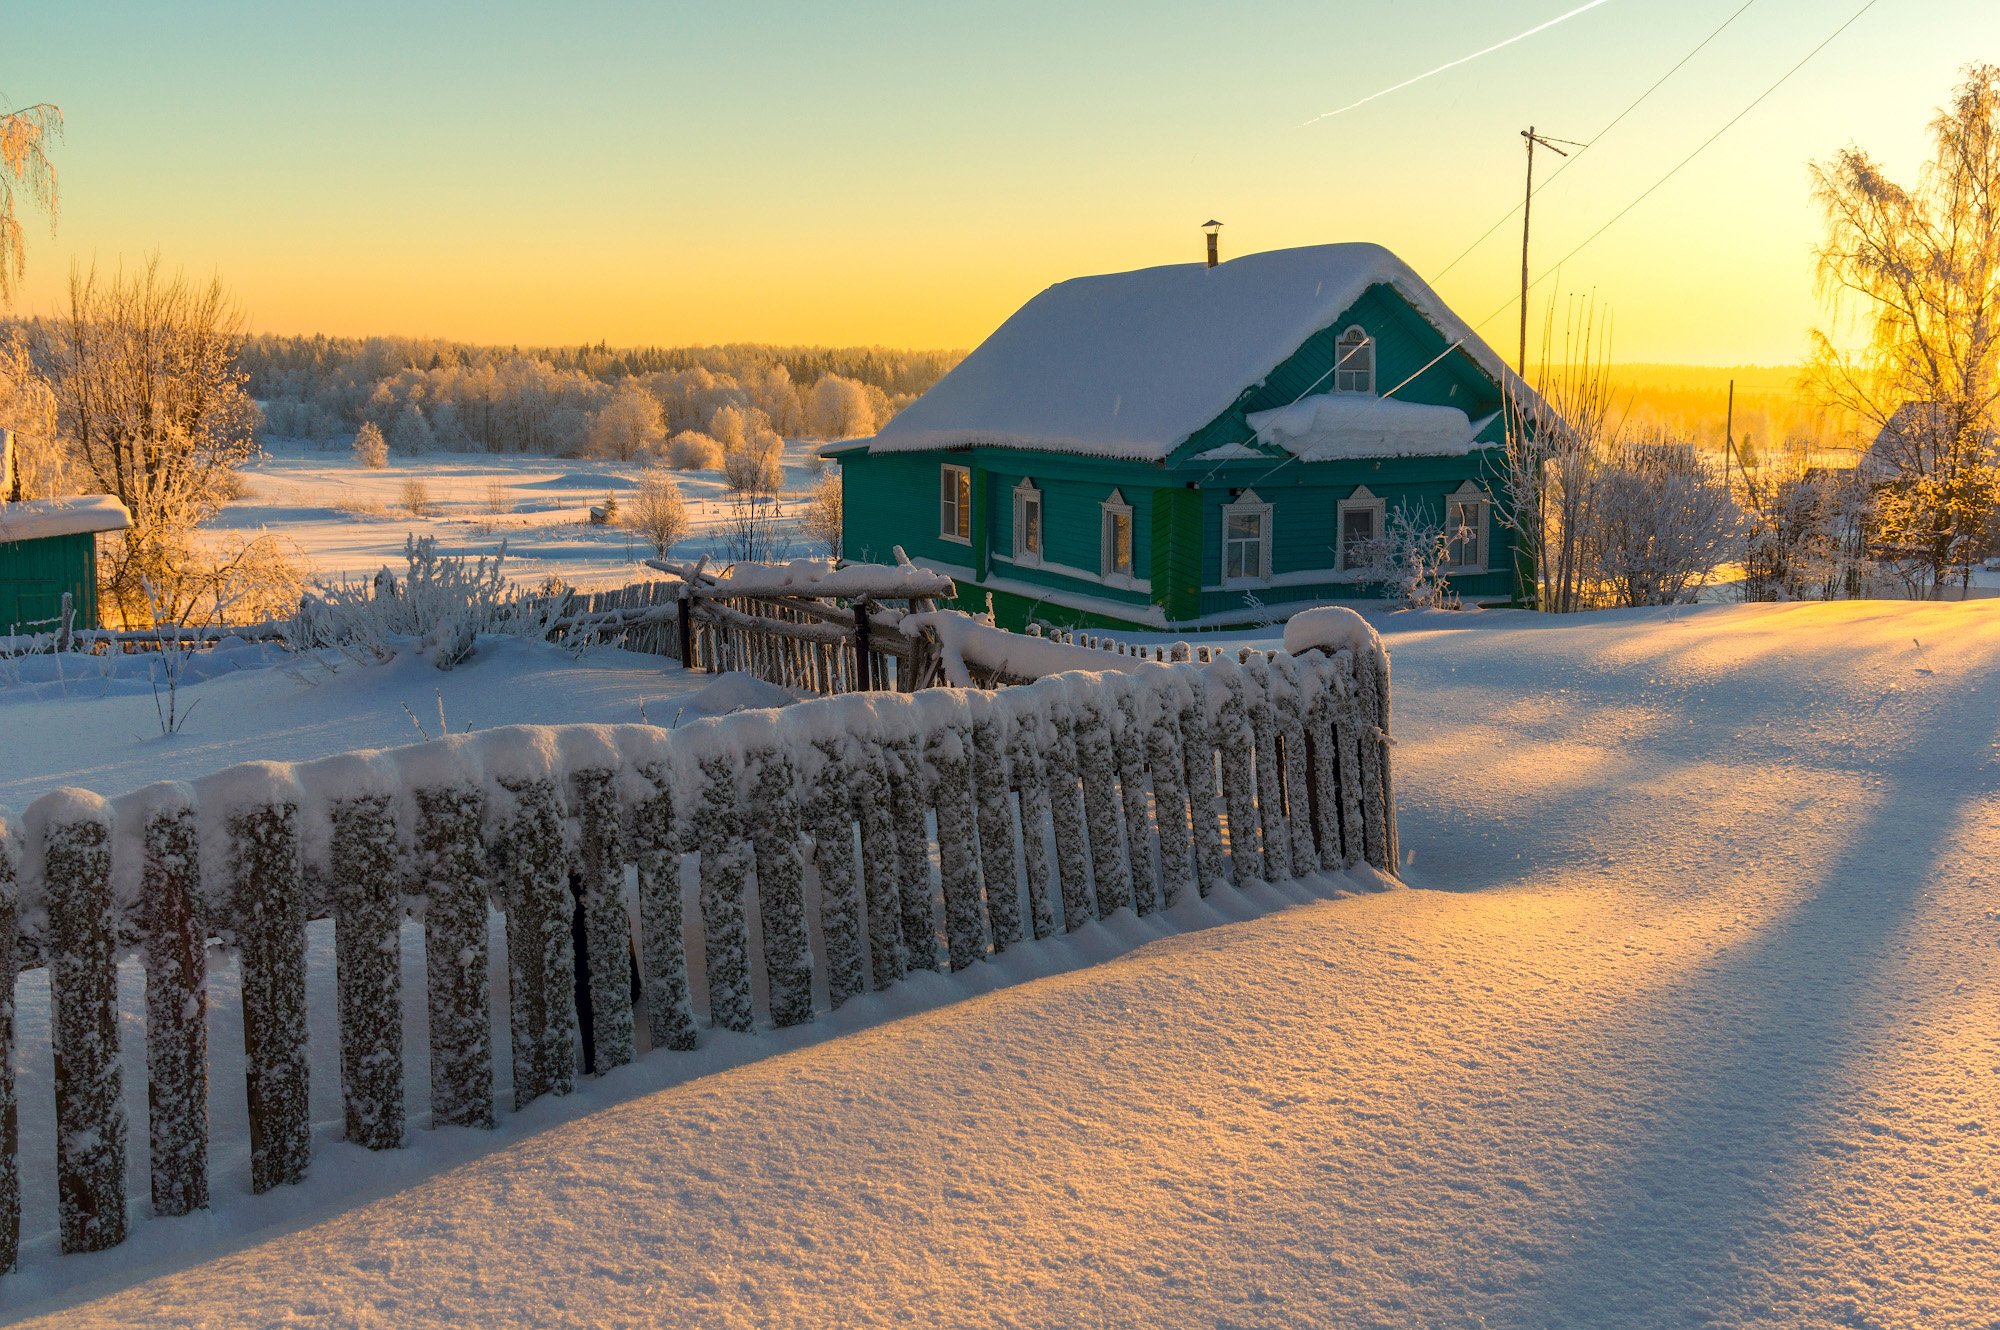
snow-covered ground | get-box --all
[6,600,1999,1327]
[211,438,833,591]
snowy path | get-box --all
[9,602,1998,1328]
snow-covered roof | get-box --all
[857,242,1526,463]
[0,495,132,544]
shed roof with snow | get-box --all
[853,242,1528,463]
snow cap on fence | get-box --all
[19,787,115,944]
[904,610,1168,686]
[109,781,197,931]
[1282,606,1388,677]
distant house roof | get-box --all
[0,495,132,543]
[850,242,1529,463]
[1860,402,1998,482]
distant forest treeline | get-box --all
[238,335,968,458]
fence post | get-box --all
[676,588,694,668]
[853,597,873,691]
[1270,654,1321,877]
[140,788,208,1214]
[1212,667,1263,886]
[1112,685,1158,914]
[1144,679,1195,908]
[329,789,405,1148]
[0,810,19,1272]
[413,781,495,1127]
[1178,680,1228,895]
[1350,652,1390,869]
[224,783,311,1195]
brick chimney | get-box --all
[1202,220,1223,268]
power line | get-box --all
[1430,0,1760,286]
[1301,0,1620,126]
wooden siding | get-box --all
[0,531,101,632]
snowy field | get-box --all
[210,438,835,592]
[4,600,1998,1327]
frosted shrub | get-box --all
[1355,503,1461,610]
[399,477,433,517]
[667,430,723,470]
[799,472,842,558]
[296,534,561,668]
[626,470,688,558]
[352,422,388,469]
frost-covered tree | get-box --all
[0,100,60,303]
[799,471,842,557]
[1809,64,2000,595]
[626,470,688,558]
[720,414,784,494]
[352,420,388,468]
[38,258,263,624]
[0,327,62,498]
[804,374,877,440]
[1590,438,1740,606]
[584,378,665,460]
[388,401,435,455]
[1352,503,1460,610]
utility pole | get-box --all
[1518,127,1581,379]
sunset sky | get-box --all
[6,0,1995,363]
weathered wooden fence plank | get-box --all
[806,738,866,1009]
[853,739,907,988]
[416,783,494,1126]
[1212,670,1263,886]
[41,793,126,1250]
[629,764,697,1052]
[968,697,1022,951]
[226,785,310,1195]
[572,767,635,1069]
[693,752,755,1032]
[1005,709,1059,941]
[920,698,988,972]
[1144,682,1195,909]
[1074,692,1133,917]
[495,775,579,1106]
[748,746,814,1027]
[140,789,208,1213]
[1044,695,1096,930]
[1113,687,1159,915]
[1243,657,1292,884]
[329,788,405,1148]
[1179,682,1229,896]
[886,737,940,971]
[0,810,17,1273]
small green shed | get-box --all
[828,241,1549,632]
[0,495,132,633]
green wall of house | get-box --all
[0,531,102,633]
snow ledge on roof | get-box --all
[1247,393,1479,460]
[0,495,133,543]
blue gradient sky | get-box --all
[6,0,1994,361]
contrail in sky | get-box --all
[1301,0,1619,126]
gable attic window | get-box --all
[1445,480,1490,573]
[1335,325,1375,394]
[1013,477,1043,562]
[1100,488,1134,579]
[1338,484,1385,572]
[1222,489,1272,583]
[940,463,971,544]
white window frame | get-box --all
[940,463,971,545]
[1337,484,1385,572]
[1444,480,1490,574]
[1221,488,1273,585]
[1100,487,1135,581]
[1012,477,1043,564]
[1335,325,1375,395]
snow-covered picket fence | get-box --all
[0,631,1393,1275]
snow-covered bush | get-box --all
[626,471,688,558]
[352,422,388,469]
[666,430,721,470]
[295,535,561,669]
[1352,502,1461,610]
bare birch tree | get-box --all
[1808,64,2000,596]
[0,100,60,303]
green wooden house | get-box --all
[827,242,1542,631]
[0,494,132,633]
